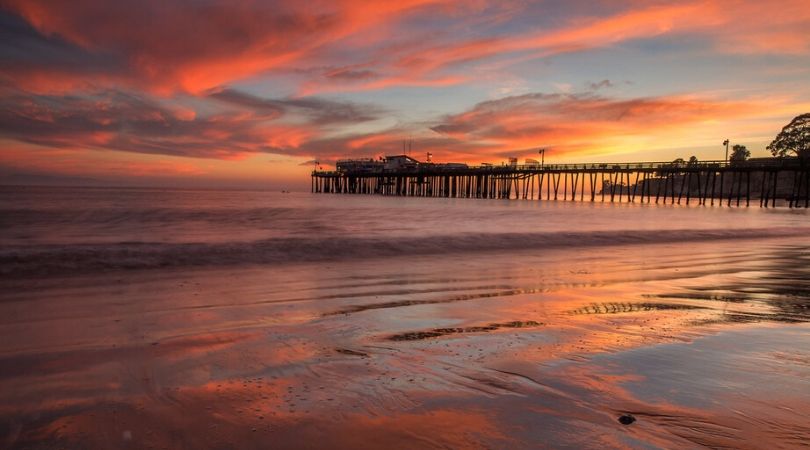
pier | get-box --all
[312,156,810,208]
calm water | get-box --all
[1,186,809,449]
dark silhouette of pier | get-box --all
[312,157,810,208]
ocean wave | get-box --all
[0,207,306,227]
[0,227,801,277]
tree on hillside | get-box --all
[767,113,810,159]
[730,144,750,162]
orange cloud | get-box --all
[426,92,801,161]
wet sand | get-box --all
[1,238,809,449]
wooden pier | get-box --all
[312,158,810,208]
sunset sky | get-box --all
[1,0,809,188]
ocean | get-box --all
[2,185,808,275]
[1,185,809,448]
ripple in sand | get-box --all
[568,302,705,315]
[388,320,542,341]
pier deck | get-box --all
[312,159,810,208]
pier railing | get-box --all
[315,159,804,176]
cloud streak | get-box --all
[3,0,808,96]
[0,86,804,167]
[207,88,385,125]
[0,89,383,160]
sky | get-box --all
[1,0,809,189]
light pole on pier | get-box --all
[723,139,729,162]
[539,148,545,168]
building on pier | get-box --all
[383,155,420,170]
[335,158,383,173]
[334,155,469,173]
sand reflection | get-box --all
[2,239,809,448]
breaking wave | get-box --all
[0,227,799,277]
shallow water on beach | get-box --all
[1,187,809,449]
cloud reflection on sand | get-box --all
[1,239,809,448]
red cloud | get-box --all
[0,0,450,94]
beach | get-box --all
[1,186,809,449]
